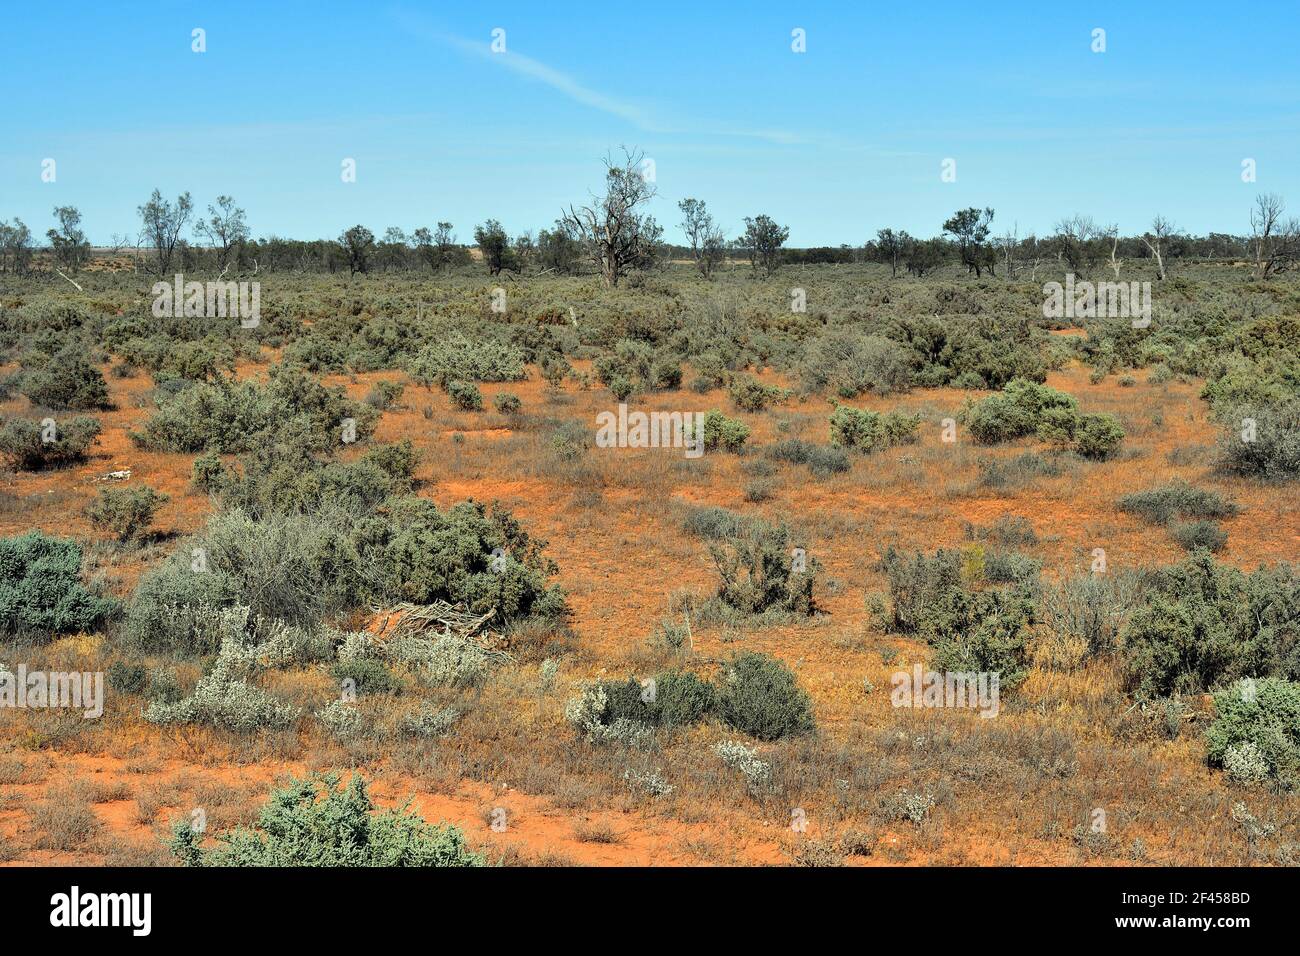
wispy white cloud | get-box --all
[391,8,808,146]
[440,33,666,131]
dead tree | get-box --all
[562,147,661,288]
[1139,215,1173,281]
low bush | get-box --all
[493,392,522,414]
[799,331,915,398]
[650,358,681,390]
[446,380,483,411]
[963,379,1074,444]
[1205,678,1300,789]
[962,379,1119,456]
[709,520,815,615]
[714,739,772,794]
[728,376,788,412]
[18,346,110,410]
[681,505,751,540]
[652,670,717,726]
[829,405,920,452]
[399,704,461,738]
[363,380,405,410]
[1121,552,1300,699]
[0,532,116,639]
[376,498,567,624]
[106,661,148,694]
[1072,413,1126,459]
[876,546,1035,688]
[698,410,749,452]
[1118,479,1240,526]
[191,450,226,491]
[85,485,168,542]
[169,772,485,866]
[0,416,100,470]
[144,636,300,731]
[716,652,814,741]
[127,497,565,653]
[133,366,377,454]
[1217,400,1300,481]
[408,334,526,388]
[125,509,363,651]
[331,657,403,696]
[1169,520,1228,553]
[688,353,732,393]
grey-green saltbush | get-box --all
[0,531,116,639]
[144,635,300,732]
[169,772,484,866]
[1205,678,1300,789]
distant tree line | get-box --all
[1,155,1296,283]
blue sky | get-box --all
[1,0,1296,246]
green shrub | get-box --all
[609,376,634,401]
[1217,401,1300,481]
[106,660,147,694]
[699,410,749,452]
[717,652,814,740]
[191,450,226,491]
[800,331,915,397]
[1121,552,1300,699]
[217,440,417,518]
[1205,678,1300,789]
[963,378,1077,444]
[876,546,964,636]
[652,670,717,726]
[169,772,485,866]
[1073,413,1125,459]
[446,380,483,411]
[493,392,522,414]
[19,347,110,410]
[363,380,405,410]
[927,587,1035,689]
[651,359,682,390]
[331,658,403,696]
[829,405,920,452]
[963,394,1040,444]
[728,376,787,412]
[0,416,100,470]
[133,366,377,454]
[377,498,567,625]
[876,545,1035,688]
[709,520,815,615]
[983,550,1041,585]
[85,485,168,542]
[0,532,116,639]
[767,439,851,476]
[1118,479,1239,526]
[408,334,525,388]
[1169,520,1228,553]
[689,353,732,393]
